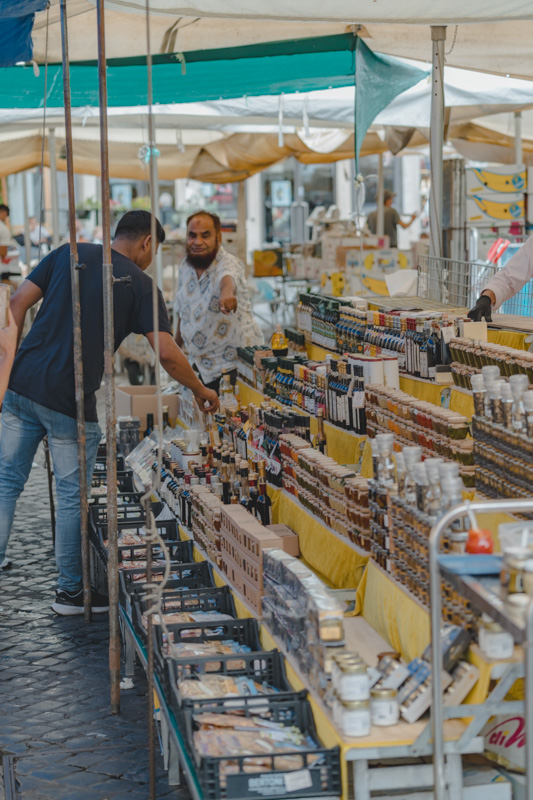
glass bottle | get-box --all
[144,413,154,439]
[255,461,272,526]
[314,408,327,454]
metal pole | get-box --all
[146,4,162,795]
[514,111,523,167]
[429,497,533,800]
[96,0,120,716]
[59,0,92,623]
[526,595,533,800]
[237,180,247,265]
[429,26,446,260]
[43,436,56,546]
[376,152,385,237]
[152,148,163,291]
[48,128,60,248]
[21,173,32,270]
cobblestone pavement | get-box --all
[0,450,190,800]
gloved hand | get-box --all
[468,294,492,322]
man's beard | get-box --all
[187,245,218,269]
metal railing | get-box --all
[418,254,533,317]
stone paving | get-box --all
[0,450,191,800]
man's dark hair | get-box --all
[0,204,10,215]
[187,210,221,236]
[115,210,165,244]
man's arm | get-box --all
[398,213,417,230]
[219,274,237,314]
[146,331,219,413]
[10,279,43,346]
[0,308,18,405]
[174,315,184,348]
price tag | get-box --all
[441,325,455,343]
[284,769,313,792]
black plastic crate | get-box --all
[91,470,135,493]
[98,518,180,561]
[90,491,145,507]
[168,649,291,711]
[182,691,342,800]
[134,585,237,638]
[147,607,256,696]
[95,454,126,472]
[119,561,214,611]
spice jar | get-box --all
[370,687,400,726]
[333,658,370,701]
[339,698,371,738]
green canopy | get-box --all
[0,33,425,166]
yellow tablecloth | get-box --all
[488,329,529,350]
[269,487,368,590]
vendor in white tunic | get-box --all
[174,211,263,393]
[0,204,15,263]
[468,235,533,321]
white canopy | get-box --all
[3,64,533,136]
[30,3,533,81]
[90,0,533,25]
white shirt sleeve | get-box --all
[0,221,12,247]
[483,235,533,309]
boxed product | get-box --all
[116,386,179,430]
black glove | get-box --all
[468,294,492,322]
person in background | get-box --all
[0,204,14,262]
[0,210,218,614]
[0,308,17,405]
[174,210,263,394]
[367,190,417,248]
[468,236,533,321]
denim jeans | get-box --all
[0,390,102,592]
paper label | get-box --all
[441,325,455,343]
[284,770,313,792]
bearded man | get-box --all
[174,211,263,394]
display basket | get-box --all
[119,560,214,613]
[88,499,164,527]
[96,518,181,563]
[182,691,342,800]
[94,454,125,473]
[133,584,238,640]
[91,469,135,493]
[151,614,259,695]
[168,649,291,712]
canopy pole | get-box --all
[96,0,121,716]
[376,152,385,237]
[429,25,446,260]
[21,172,32,270]
[514,111,523,166]
[152,144,163,291]
[237,180,247,265]
[48,128,60,249]
[59,0,92,623]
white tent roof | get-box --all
[2,64,533,137]
[30,3,533,81]
[92,0,533,24]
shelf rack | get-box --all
[429,498,533,800]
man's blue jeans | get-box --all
[0,390,102,592]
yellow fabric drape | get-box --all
[488,329,529,350]
[449,389,475,418]
[399,376,446,406]
[273,490,368,589]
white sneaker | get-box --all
[1,557,12,570]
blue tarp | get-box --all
[0,0,47,67]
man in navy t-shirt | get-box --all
[0,210,218,615]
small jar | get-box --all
[334,659,370,702]
[370,687,400,726]
[479,616,514,660]
[339,699,371,738]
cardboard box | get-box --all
[115,386,180,431]
[267,524,300,557]
[482,714,526,772]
